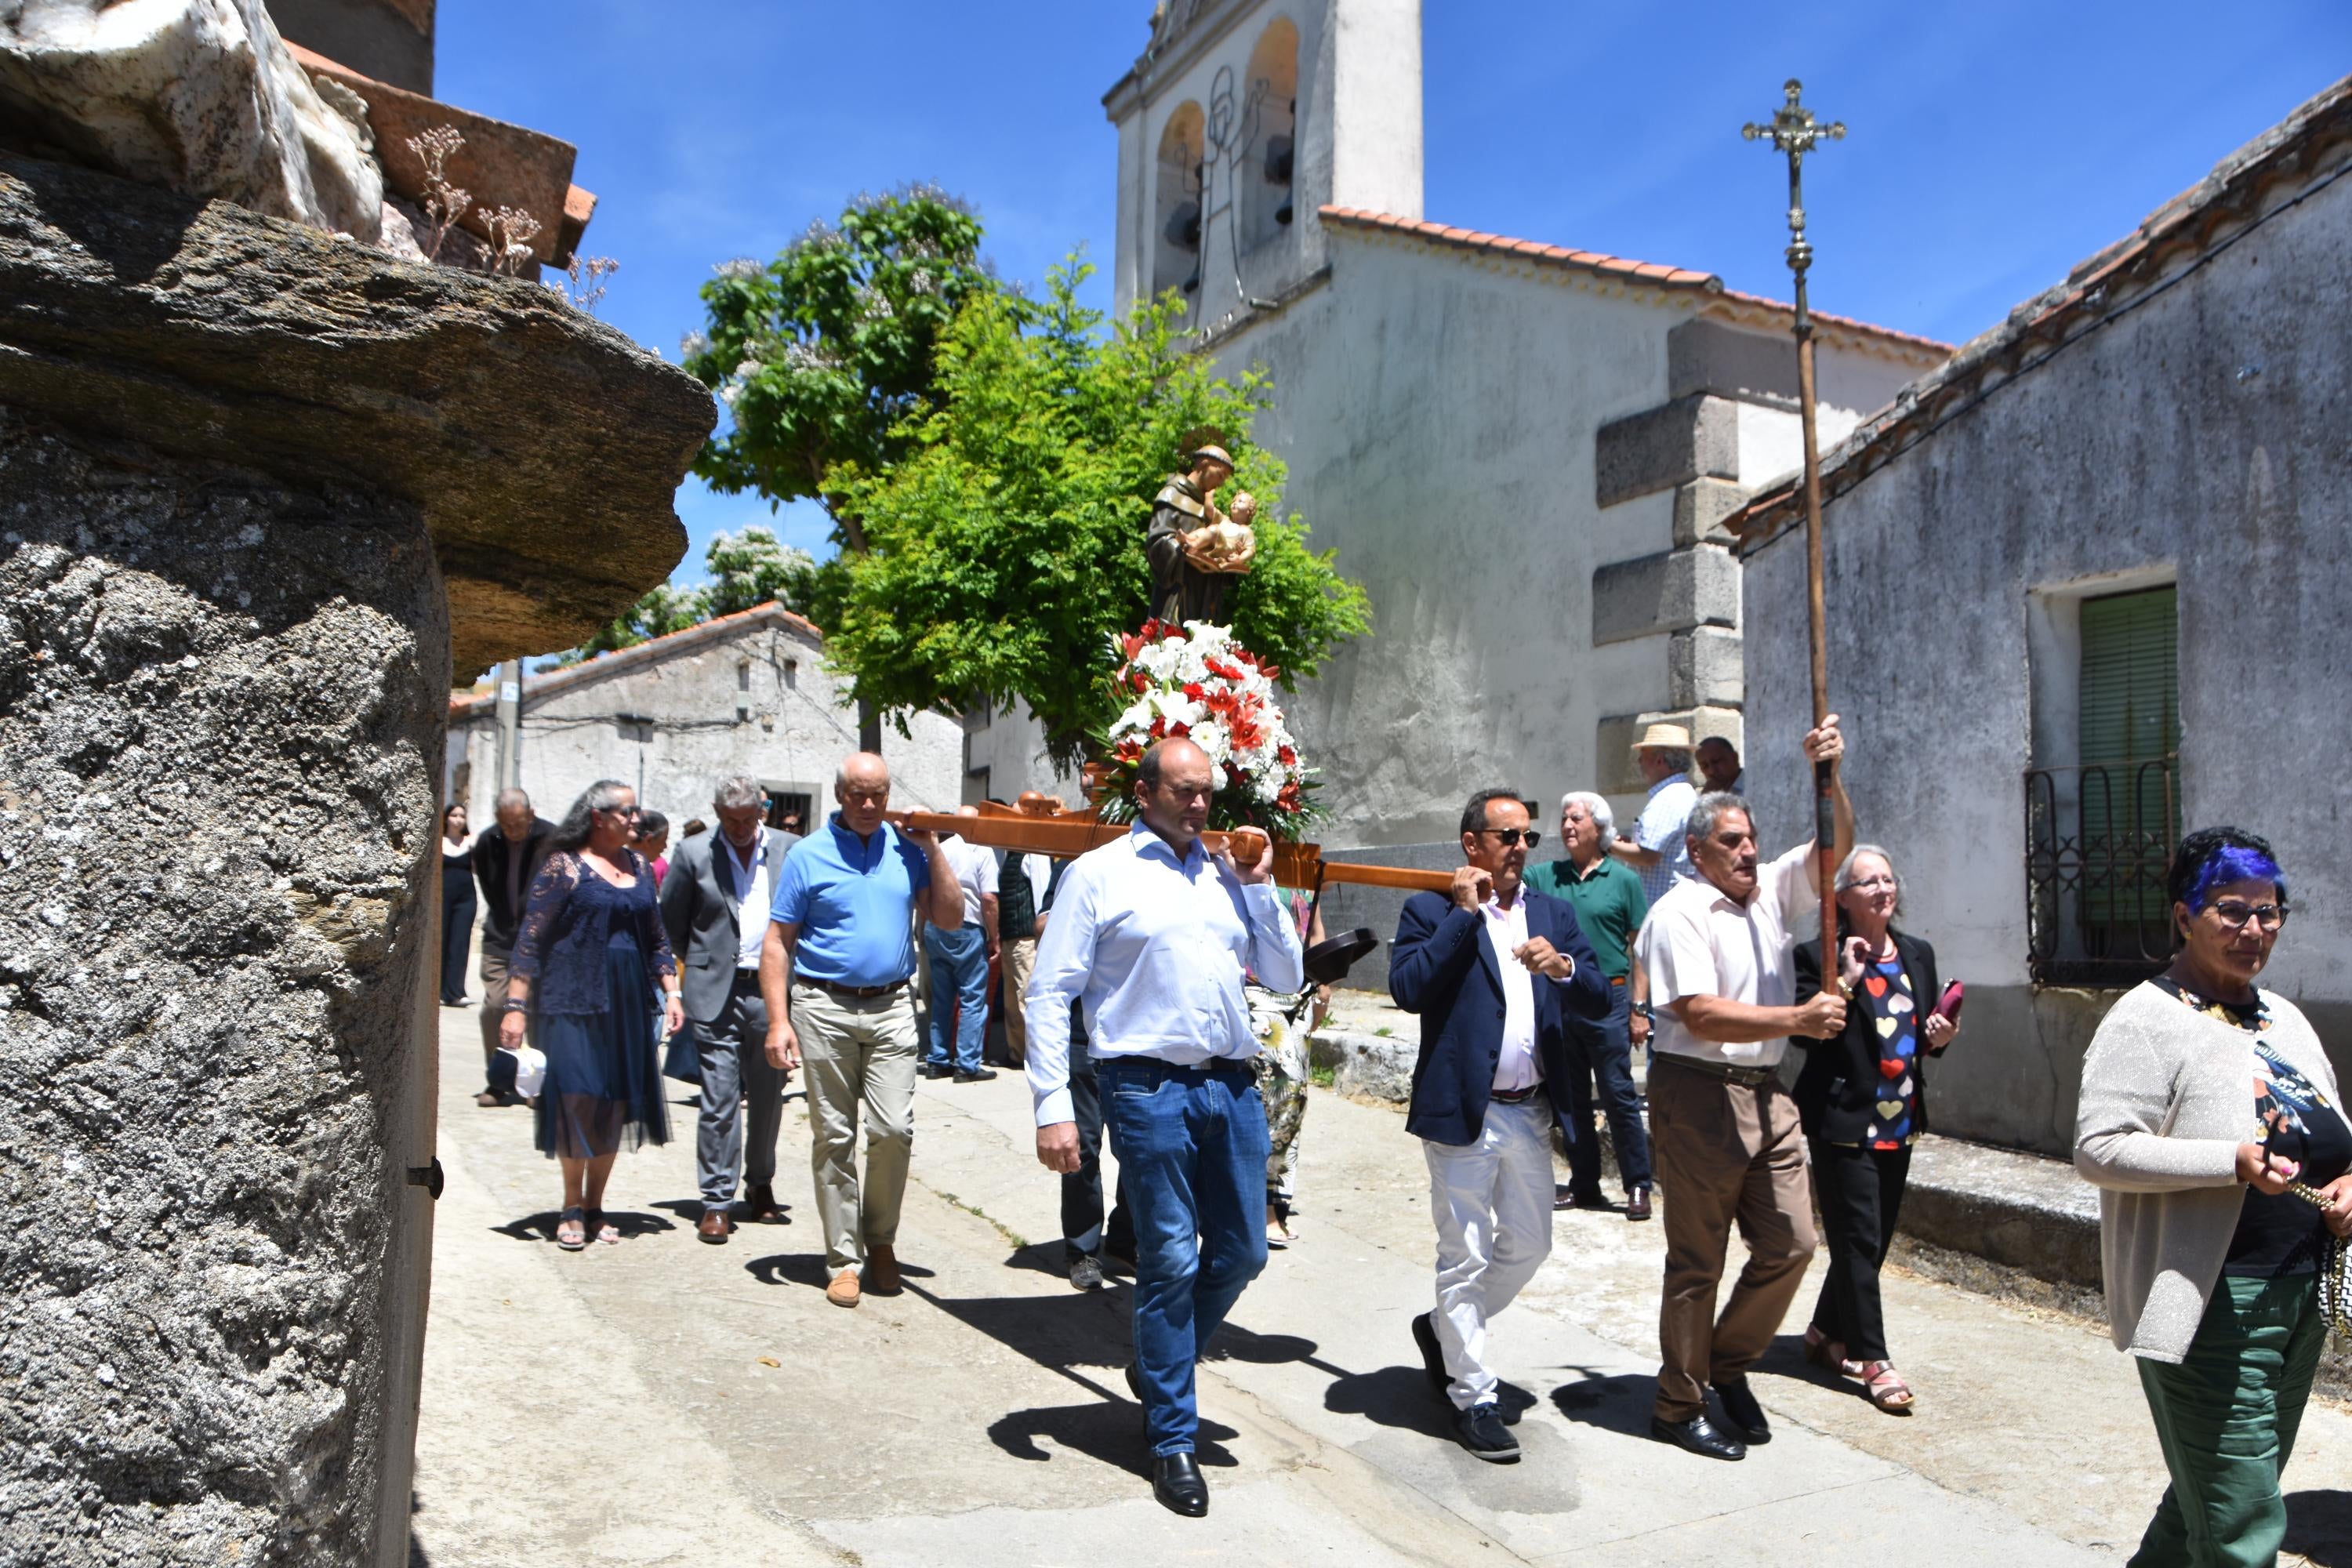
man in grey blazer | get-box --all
[660,775,801,1243]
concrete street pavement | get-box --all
[411,998,2352,1566]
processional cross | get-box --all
[1743,78,1846,961]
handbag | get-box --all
[661,1018,702,1085]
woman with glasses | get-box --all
[1791,844,1956,1412]
[2077,826,2352,1566]
[504,780,684,1250]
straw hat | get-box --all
[1633,722,1693,753]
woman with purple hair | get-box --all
[2077,826,2350,1566]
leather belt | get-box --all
[1654,1051,1777,1089]
[1489,1083,1544,1105]
[803,978,908,1000]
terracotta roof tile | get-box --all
[448,601,823,717]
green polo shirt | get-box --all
[1523,855,1648,979]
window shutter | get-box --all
[2077,586,2180,926]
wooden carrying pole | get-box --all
[1745,78,1846,966]
[887,808,1457,895]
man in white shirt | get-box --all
[1635,717,1853,1461]
[1390,789,1609,1463]
[1026,738,1303,1518]
[920,806,1000,1083]
[1610,723,1700,903]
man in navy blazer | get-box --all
[1391,788,1609,1461]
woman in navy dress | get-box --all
[502,779,684,1250]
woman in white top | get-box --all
[439,804,477,1006]
[2076,826,2352,1567]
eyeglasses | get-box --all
[1846,876,1898,891]
[596,804,641,818]
[1476,828,1542,848]
[2208,900,2288,931]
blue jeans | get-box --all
[1562,981,1653,1193]
[921,924,988,1073]
[1102,1057,1271,1457]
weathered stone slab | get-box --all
[1667,624,1744,708]
[0,152,713,674]
[1593,393,1738,509]
[1667,315,1799,408]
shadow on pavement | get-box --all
[651,1196,793,1227]
[2287,1489,2352,1565]
[742,1253,938,1292]
[489,1208,677,1243]
[1549,1367,1658,1439]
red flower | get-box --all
[1183,682,1205,700]
[1120,633,1144,662]
[1276,781,1302,811]
[1129,669,1150,693]
[1277,745,1296,765]
[1149,717,1167,739]
[1169,722,1191,737]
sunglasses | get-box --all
[1475,828,1542,848]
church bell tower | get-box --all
[1103,0,1423,328]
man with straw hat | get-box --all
[1610,722,1700,903]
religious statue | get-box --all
[1146,442,1257,626]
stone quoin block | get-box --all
[1593,393,1740,509]
[1590,543,1740,647]
[1667,316,1802,408]
[1673,477,1750,549]
[1668,625,1746,709]
[1599,706,1747,797]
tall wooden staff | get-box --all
[1744,80,1845,962]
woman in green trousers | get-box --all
[2077,826,2350,1566]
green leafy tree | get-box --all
[827,259,1370,772]
[681,187,1000,557]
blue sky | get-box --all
[437,1,2347,589]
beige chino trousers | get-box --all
[1000,937,1038,1066]
[793,982,919,1275]
[1648,1054,1818,1423]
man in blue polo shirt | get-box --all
[760,750,963,1309]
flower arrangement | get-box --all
[1094,619,1319,837]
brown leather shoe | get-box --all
[865,1243,902,1296]
[696,1209,733,1244]
[826,1268,862,1308]
[743,1181,783,1221]
[1626,1186,1653,1222]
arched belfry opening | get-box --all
[1243,16,1298,250]
[1154,100,1206,300]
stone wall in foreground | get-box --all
[0,412,446,1563]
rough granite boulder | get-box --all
[0,152,710,1566]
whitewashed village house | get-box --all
[1736,77,2352,1156]
[448,604,965,833]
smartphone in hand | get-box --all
[1932,980,1964,1024]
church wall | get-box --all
[1207,235,1685,848]
[1740,158,2352,1157]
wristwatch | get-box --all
[1633,1000,1655,1023]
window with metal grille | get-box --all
[2025,583,2181,985]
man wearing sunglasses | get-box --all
[1390,789,1611,1461]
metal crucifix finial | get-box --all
[1742,78,1845,336]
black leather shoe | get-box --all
[1152,1452,1209,1516]
[1652,1413,1746,1461]
[1410,1312,1450,1399]
[1123,1360,1145,1402]
[1711,1379,1771,1445]
[1625,1185,1653,1222]
[1454,1402,1520,1463]
[953,1066,1000,1083]
[917,1063,952,1079]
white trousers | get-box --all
[1424,1096,1556,1410]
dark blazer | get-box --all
[473,816,555,949]
[1390,887,1611,1147]
[659,826,800,1025]
[1791,929,1943,1144]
